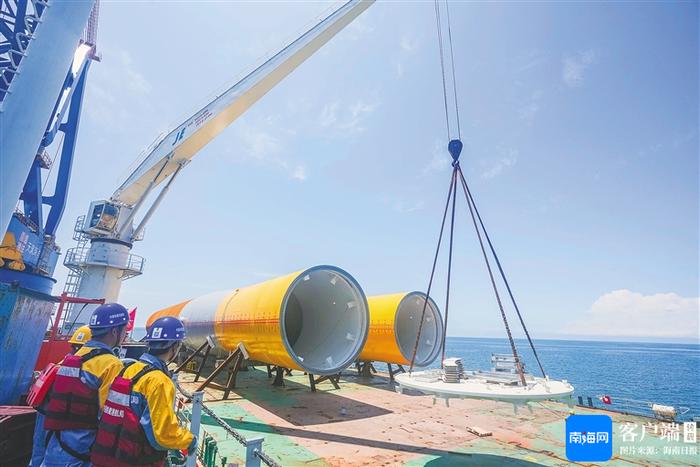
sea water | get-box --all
[432,337,700,421]
[131,327,699,420]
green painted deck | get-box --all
[177,367,699,466]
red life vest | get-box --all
[27,362,59,409]
[43,347,113,431]
[91,363,167,467]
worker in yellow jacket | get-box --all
[91,316,195,466]
[42,304,129,466]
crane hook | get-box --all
[448,139,463,165]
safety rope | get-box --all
[409,1,545,384]
[439,165,458,366]
[456,166,526,385]
[175,381,281,467]
[458,169,546,377]
[408,169,456,374]
[254,448,281,467]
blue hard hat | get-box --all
[146,317,186,342]
[89,303,129,329]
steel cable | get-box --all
[458,169,546,378]
[456,166,526,385]
[444,0,461,138]
[408,168,457,373]
[439,164,458,366]
[433,0,451,141]
[413,0,543,385]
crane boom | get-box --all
[113,0,373,208]
[61,0,375,329]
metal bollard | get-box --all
[244,437,264,467]
[187,391,204,467]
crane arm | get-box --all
[112,0,373,207]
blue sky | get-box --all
[47,1,698,342]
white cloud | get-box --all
[562,50,596,88]
[518,102,540,125]
[345,13,374,41]
[84,48,156,135]
[392,200,425,214]
[319,101,340,128]
[119,50,151,95]
[518,90,543,126]
[481,148,518,179]
[86,82,119,128]
[230,94,378,179]
[400,35,418,53]
[238,126,282,160]
[319,98,377,134]
[350,100,376,118]
[422,139,452,175]
[291,165,307,181]
[395,33,419,79]
[569,290,700,340]
[380,194,425,214]
[515,49,546,73]
[232,123,306,182]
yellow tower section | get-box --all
[146,265,370,376]
[360,292,443,367]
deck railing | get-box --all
[174,379,280,467]
[577,394,692,422]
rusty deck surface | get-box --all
[177,367,699,466]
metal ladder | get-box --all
[61,215,90,329]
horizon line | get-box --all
[444,335,700,345]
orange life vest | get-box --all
[43,348,112,431]
[91,363,167,467]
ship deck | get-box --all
[177,366,698,466]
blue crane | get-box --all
[0,0,98,404]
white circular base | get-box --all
[395,370,574,403]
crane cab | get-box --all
[85,200,121,236]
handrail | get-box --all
[175,379,280,467]
[578,394,693,421]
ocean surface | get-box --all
[429,337,700,421]
[131,328,699,420]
